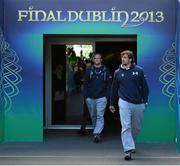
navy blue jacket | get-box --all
[110,64,149,105]
[83,65,112,99]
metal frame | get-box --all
[44,34,137,129]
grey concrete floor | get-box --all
[0,129,180,165]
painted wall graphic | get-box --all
[2,38,22,113]
[1,0,177,142]
[176,0,180,152]
[0,0,4,142]
[159,43,176,111]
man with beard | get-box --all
[109,50,149,160]
[84,53,112,143]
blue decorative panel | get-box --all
[1,0,177,142]
[0,0,4,142]
[176,0,180,152]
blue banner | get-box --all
[0,0,4,142]
[0,0,3,30]
[1,0,177,143]
[176,0,180,152]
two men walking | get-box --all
[83,50,149,160]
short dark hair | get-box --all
[92,53,102,59]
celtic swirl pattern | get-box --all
[159,42,176,111]
[0,29,3,112]
[0,27,22,112]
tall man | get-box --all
[84,53,112,143]
[109,50,149,160]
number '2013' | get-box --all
[130,11,164,23]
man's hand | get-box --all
[145,102,148,108]
[109,105,116,113]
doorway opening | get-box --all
[44,35,137,129]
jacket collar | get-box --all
[120,63,135,70]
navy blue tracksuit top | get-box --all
[83,65,112,99]
[110,64,149,105]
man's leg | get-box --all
[93,97,107,135]
[80,102,88,130]
[119,98,135,152]
[131,103,145,142]
[78,101,89,135]
[86,98,96,128]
